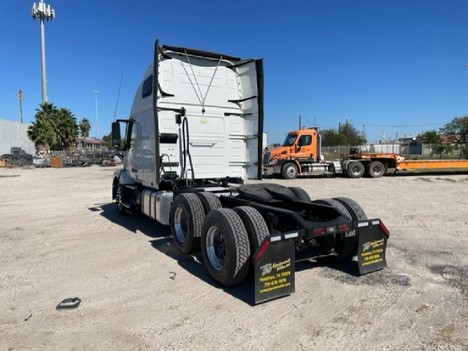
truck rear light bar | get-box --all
[313,228,326,236]
[312,224,349,237]
[338,224,350,232]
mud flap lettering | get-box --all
[357,219,388,275]
[253,233,296,304]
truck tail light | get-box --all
[338,224,349,232]
[254,239,270,261]
[313,228,326,236]
[379,221,390,238]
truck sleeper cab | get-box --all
[112,40,389,303]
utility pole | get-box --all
[18,89,24,123]
[94,90,100,138]
[32,0,55,104]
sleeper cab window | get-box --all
[142,75,153,98]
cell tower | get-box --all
[32,0,55,104]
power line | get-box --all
[363,123,445,128]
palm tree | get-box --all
[52,108,78,150]
[28,102,59,152]
[27,103,79,152]
[27,115,56,152]
[79,118,91,138]
[34,101,57,120]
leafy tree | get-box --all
[321,129,347,146]
[418,130,440,144]
[79,118,91,138]
[321,121,366,146]
[435,143,454,158]
[102,133,113,150]
[440,116,468,158]
[27,102,79,152]
[417,130,441,157]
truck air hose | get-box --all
[182,117,195,185]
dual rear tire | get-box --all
[170,193,269,287]
[366,161,385,178]
[202,206,270,287]
[346,161,385,178]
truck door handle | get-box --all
[189,142,216,147]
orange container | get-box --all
[50,156,63,168]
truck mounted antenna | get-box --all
[113,73,123,121]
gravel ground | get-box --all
[0,166,467,351]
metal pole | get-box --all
[94,90,100,138]
[18,90,24,123]
[32,0,55,104]
[39,1,47,103]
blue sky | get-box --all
[1,0,468,144]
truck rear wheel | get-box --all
[233,206,270,254]
[171,193,205,255]
[333,197,367,257]
[282,162,298,179]
[366,161,385,178]
[333,197,367,221]
[201,208,251,287]
[346,161,365,178]
[196,192,222,214]
[288,186,311,202]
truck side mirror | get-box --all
[112,122,121,149]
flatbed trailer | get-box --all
[342,150,468,178]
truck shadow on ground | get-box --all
[95,202,256,305]
[150,237,256,305]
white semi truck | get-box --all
[111,40,389,304]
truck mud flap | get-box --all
[252,232,298,304]
[357,219,389,275]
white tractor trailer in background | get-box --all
[111,40,389,304]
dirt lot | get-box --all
[1,166,467,351]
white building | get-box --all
[0,119,35,155]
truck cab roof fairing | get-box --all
[160,44,242,62]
